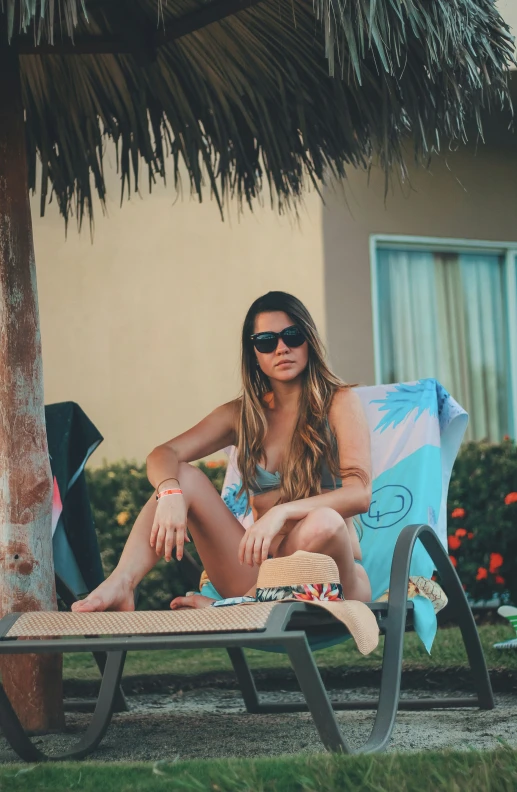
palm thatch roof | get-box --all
[3,0,515,226]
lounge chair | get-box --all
[0,379,494,761]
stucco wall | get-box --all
[323,138,517,387]
[499,0,517,53]
[33,172,325,464]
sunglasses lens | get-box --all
[252,326,306,353]
[253,334,278,353]
[282,327,305,347]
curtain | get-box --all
[377,247,509,442]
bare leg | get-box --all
[72,462,259,612]
[270,507,372,601]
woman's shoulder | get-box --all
[208,398,242,430]
[226,398,242,423]
[328,386,362,417]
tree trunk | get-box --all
[0,22,64,732]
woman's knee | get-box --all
[177,461,198,480]
[177,461,212,488]
[300,507,347,548]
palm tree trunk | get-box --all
[0,20,64,732]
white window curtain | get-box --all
[377,248,510,442]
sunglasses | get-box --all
[250,324,306,354]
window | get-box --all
[371,236,517,442]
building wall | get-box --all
[32,171,325,464]
[499,0,517,48]
[323,136,517,387]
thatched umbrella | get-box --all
[0,0,514,731]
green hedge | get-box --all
[85,441,517,609]
[447,436,517,605]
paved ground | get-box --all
[1,686,516,762]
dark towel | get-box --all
[45,401,104,596]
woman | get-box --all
[72,291,372,613]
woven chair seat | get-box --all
[5,603,276,638]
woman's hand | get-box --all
[150,494,192,562]
[238,505,288,566]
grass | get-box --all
[62,624,517,680]
[1,749,517,791]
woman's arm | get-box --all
[146,399,239,489]
[276,484,368,524]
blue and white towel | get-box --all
[213,379,468,652]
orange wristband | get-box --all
[156,488,183,501]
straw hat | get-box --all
[220,550,379,656]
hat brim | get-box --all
[286,599,379,656]
[237,598,379,656]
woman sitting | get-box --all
[72,290,372,612]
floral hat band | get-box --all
[256,582,343,602]
[212,550,380,656]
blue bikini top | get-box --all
[249,420,342,496]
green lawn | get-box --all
[63,623,517,680]
[1,749,517,791]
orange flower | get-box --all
[503,435,510,441]
[455,528,467,538]
[504,492,517,505]
[467,532,474,539]
[476,567,488,581]
[448,535,461,550]
[489,553,503,573]
[206,460,224,469]
[451,508,465,519]
[495,575,506,585]
[449,555,457,568]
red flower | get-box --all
[495,575,506,585]
[489,553,504,573]
[467,532,474,540]
[449,555,457,568]
[503,435,510,441]
[451,508,465,519]
[476,567,488,581]
[504,492,517,505]
[455,528,467,538]
[448,535,461,550]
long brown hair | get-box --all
[236,291,369,510]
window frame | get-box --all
[369,234,517,439]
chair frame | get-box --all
[0,524,494,762]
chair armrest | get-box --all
[387,523,466,621]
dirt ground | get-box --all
[1,685,516,762]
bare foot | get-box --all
[71,573,135,612]
[170,594,215,609]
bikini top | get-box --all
[249,420,342,497]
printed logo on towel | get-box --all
[360,485,413,529]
